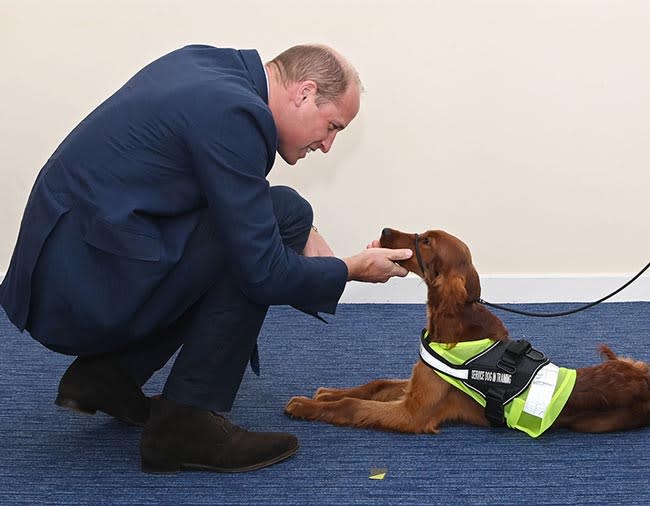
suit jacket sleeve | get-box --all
[184,88,347,314]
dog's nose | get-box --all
[381,228,392,238]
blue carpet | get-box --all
[1,303,649,505]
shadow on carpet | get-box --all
[1,303,649,506]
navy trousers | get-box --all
[30,185,313,412]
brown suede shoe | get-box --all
[55,355,150,427]
[140,397,299,473]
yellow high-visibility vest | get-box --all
[420,331,576,438]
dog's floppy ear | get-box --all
[463,265,481,301]
[430,273,468,342]
[434,273,468,314]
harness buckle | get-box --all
[505,339,532,356]
[525,349,546,361]
[496,360,516,375]
[496,339,533,374]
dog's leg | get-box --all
[285,396,442,433]
[313,379,408,402]
[286,363,462,433]
[560,409,650,432]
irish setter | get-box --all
[285,228,650,435]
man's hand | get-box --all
[343,248,412,283]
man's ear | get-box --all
[294,80,318,106]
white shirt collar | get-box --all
[263,65,270,99]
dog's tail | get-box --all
[598,344,618,361]
[599,344,649,373]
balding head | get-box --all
[267,44,362,105]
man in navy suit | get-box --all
[0,44,412,473]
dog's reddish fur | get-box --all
[285,228,650,434]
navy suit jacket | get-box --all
[0,45,347,335]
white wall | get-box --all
[1,0,648,300]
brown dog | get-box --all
[285,228,650,436]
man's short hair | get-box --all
[268,44,361,104]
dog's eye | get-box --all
[419,237,430,246]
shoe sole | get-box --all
[141,445,299,474]
[54,394,145,427]
[54,395,98,415]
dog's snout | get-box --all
[381,228,392,239]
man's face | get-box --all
[277,82,360,165]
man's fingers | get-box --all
[385,248,413,261]
[392,264,409,278]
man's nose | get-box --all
[319,131,337,153]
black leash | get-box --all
[475,260,650,317]
[413,234,649,318]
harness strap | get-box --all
[485,389,506,427]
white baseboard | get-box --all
[341,273,650,303]
[1,272,648,304]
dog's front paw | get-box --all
[313,387,345,402]
[285,396,317,420]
